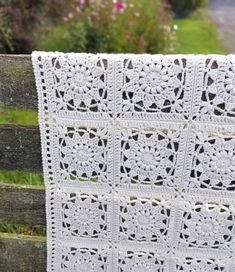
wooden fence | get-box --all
[0,55,46,272]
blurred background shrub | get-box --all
[40,0,175,54]
[0,0,73,53]
[0,0,177,54]
[0,0,222,55]
[169,0,207,17]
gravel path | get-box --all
[209,0,235,53]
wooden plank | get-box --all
[0,183,45,226]
[0,232,46,272]
[0,124,42,171]
[0,55,38,110]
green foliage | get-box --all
[173,13,227,54]
[40,0,176,54]
[68,22,87,52]
[40,22,87,52]
[0,9,14,52]
[169,0,207,17]
[106,0,174,53]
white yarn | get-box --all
[32,52,235,272]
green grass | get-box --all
[0,224,46,236]
[0,170,43,186]
[173,10,228,54]
[0,109,38,125]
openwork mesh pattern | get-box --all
[32,52,235,272]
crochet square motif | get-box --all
[32,52,235,272]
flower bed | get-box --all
[40,0,176,54]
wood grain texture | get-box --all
[0,232,46,272]
[0,54,37,110]
[0,183,46,226]
[0,124,42,171]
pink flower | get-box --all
[156,7,164,15]
[115,2,126,11]
[80,0,85,4]
[125,32,131,40]
[134,12,140,17]
[164,1,171,9]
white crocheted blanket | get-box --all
[32,52,235,272]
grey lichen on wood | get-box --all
[0,232,46,272]
[0,124,42,171]
[0,55,37,110]
[0,183,46,226]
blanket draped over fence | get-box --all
[32,52,235,272]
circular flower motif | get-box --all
[135,145,161,171]
[64,250,106,272]
[59,128,108,182]
[208,65,235,103]
[121,132,174,185]
[71,144,94,167]
[67,65,93,93]
[63,197,107,238]
[200,138,235,188]
[209,150,235,175]
[123,59,182,112]
[195,217,220,237]
[120,200,168,241]
[136,210,154,229]
[182,207,231,248]
[53,56,106,111]
[74,260,93,272]
[139,64,169,94]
